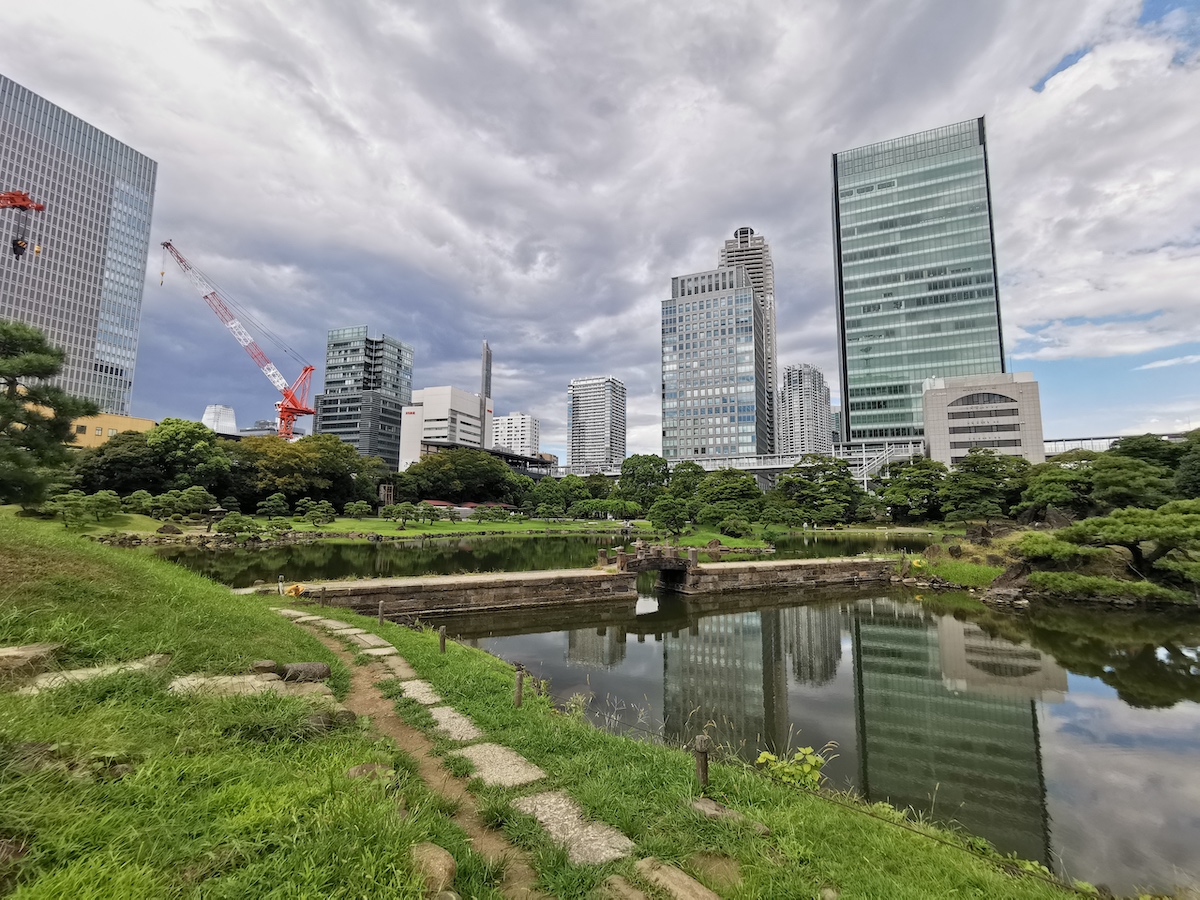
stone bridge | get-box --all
[600,544,700,592]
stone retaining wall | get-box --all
[675,557,893,594]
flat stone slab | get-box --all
[333,628,366,636]
[633,858,721,900]
[601,876,650,899]
[380,656,418,679]
[397,679,442,704]
[451,743,544,787]
[429,706,482,741]
[292,615,323,624]
[512,791,634,864]
[312,618,353,630]
[361,647,399,658]
[17,654,171,696]
[274,608,309,618]
[1,643,63,679]
[168,673,333,698]
[350,633,393,649]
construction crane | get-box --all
[161,241,315,439]
[1,190,45,258]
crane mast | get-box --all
[161,241,314,439]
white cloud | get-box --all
[1136,354,1200,370]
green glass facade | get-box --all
[833,117,1004,441]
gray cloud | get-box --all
[5,1,1198,454]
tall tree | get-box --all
[0,321,98,505]
[1090,454,1173,512]
[1109,433,1187,471]
[938,448,1030,521]
[879,457,947,523]
[75,430,166,496]
[775,455,866,525]
[667,460,705,499]
[584,473,612,501]
[613,454,669,510]
[145,418,231,493]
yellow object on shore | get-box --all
[284,583,305,597]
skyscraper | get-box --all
[832,117,1004,442]
[314,326,414,467]
[567,375,626,473]
[0,74,157,415]
[778,363,833,455]
[719,227,777,449]
[493,411,540,457]
[479,339,493,449]
[662,258,771,460]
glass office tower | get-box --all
[0,74,157,415]
[832,117,1004,441]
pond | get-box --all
[156,531,928,588]
[433,586,1199,896]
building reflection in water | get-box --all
[851,597,1066,866]
[566,626,627,669]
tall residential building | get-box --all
[778,363,833,455]
[661,262,771,460]
[567,375,626,473]
[493,412,540,458]
[0,74,157,415]
[719,227,777,449]
[398,385,493,470]
[833,117,1005,442]
[313,326,414,467]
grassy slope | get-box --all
[0,517,501,899]
[328,609,1071,900]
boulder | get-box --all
[280,662,331,682]
[947,544,963,558]
[0,643,62,679]
[251,660,281,675]
[156,523,182,535]
[410,842,456,894]
[1044,506,1075,529]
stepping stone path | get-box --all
[512,791,634,864]
[451,743,545,787]
[16,654,171,696]
[0,643,63,679]
[273,606,646,877]
[168,672,334,698]
[634,858,722,900]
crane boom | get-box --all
[161,241,314,439]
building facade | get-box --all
[922,372,1045,467]
[313,326,414,467]
[493,411,540,458]
[661,262,772,460]
[68,412,156,449]
[719,227,777,450]
[0,74,157,415]
[567,375,626,473]
[833,117,1005,442]
[398,384,493,469]
[778,363,833,455]
[200,404,238,435]
[479,339,493,449]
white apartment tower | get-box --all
[719,227,777,451]
[493,412,540,458]
[568,376,626,473]
[778,364,832,455]
[0,74,157,415]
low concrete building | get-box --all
[922,372,1045,467]
[399,385,493,470]
[68,413,157,449]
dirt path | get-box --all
[306,629,548,900]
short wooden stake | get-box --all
[438,626,447,654]
[277,575,285,596]
[514,670,524,708]
[694,734,711,788]
[320,586,328,606]
[378,601,384,625]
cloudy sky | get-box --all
[6,0,1200,459]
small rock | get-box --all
[156,522,182,534]
[251,660,280,674]
[280,662,331,682]
[688,853,741,892]
[690,797,770,835]
[345,763,392,780]
[601,875,649,899]
[306,707,357,732]
[819,887,840,900]
[410,842,456,894]
[0,642,63,679]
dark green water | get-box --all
[156,532,927,588]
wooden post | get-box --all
[378,601,384,625]
[277,575,284,596]
[514,670,524,708]
[320,586,328,607]
[438,626,447,654]
[694,734,711,788]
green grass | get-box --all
[1027,571,1190,603]
[916,558,1005,589]
[277,516,652,539]
[664,527,771,550]
[328,610,1072,899]
[0,516,502,898]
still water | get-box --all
[159,534,1200,892]
[440,586,1199,895]
[157,532,929,588]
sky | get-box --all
[4,0,1200,460]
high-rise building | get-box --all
[661,261,771,460]
[719,227,777,449]
[398,385,493,469]
[778,363,833,455]
[201,404,238,435]
[833,117,1005,442]
[0,74,157,415]
[567,375,626,473]
[314,326,414,467]
[479,339,493,449]
[493,412,540,458]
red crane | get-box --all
[161,241,315,439]
[1,190,45,258]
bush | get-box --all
[1027,571,1188,603]
[718,517,752,538]
[1016,531,1102,562]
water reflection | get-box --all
[452,589,1200,894]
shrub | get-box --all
[718,517,752,538]
[1027,572,1188,603]
[1016,531,1101,563]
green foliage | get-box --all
[215,511,261,535]
[566,498,641,520]
[718,516,752,538]
[647,497,689,536]
[1015,531,1102,563]
[1090,453,1173,511]
[756,743,837,790]
[1174,448,1200,499]
[0,320,99,505]
[121,489,154,515]
[256,492,291,519]
[303,499,338,526]
[343,499,374,518]
[760,505,801,528]
[75,431,166,496]
[86,489,122,522]
[879,456,946,523]
[469,505,510,522]
[583,472,612,501]
[696,500,757,528]
[416,501,442,524]
[939,448,1029,521]
[44,489,90,528]
[144,418,231,492]
[667,459,706,499]
[1109,433,1187,470]
[1027,572,1188,603]
[775,455,866,525]
[381,501,417,525]
[401,447,519,503]
[613,454,669,510]
[530,477,566,515]
[1015,460,1096,518]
